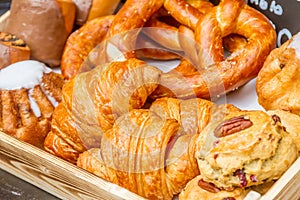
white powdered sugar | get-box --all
[0,60,54,117]
[0,60,51,90]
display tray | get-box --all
[0,10,299,200]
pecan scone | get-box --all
[179,175,250,200]
[195,110,298,190]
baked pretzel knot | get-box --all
[151,0,276,99]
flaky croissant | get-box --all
[76,97,242,199]
[44,58,162,163]
[77,104,299,199]
[76,98,217,200]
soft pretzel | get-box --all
[150,0,276,99]
[104,0,164,60]
[61,15,114,79]
[135,32,181,60]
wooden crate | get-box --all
[0,10,299,200]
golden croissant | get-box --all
[44,58,162,163]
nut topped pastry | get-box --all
[195,110,298,190]
[0,60,64,148]
[179,175,251,200]
[256,32,300,116]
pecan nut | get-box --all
[214,115,253,138]
[198,179,220,193]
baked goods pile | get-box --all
[0,0,299,199]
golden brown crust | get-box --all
[76,97,231,199]
[105,0,164,59]
[45,58,162,163]
[256,33,300,115]
[195,110,298,190]
[77,108,200,200]
[151,1,276,99]
[0,32,30,69]
[164,0,211,30]
[61,15,114,79]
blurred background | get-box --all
[0,0,10,15]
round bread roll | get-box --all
[256,32,300,116]
[195,110,298,190]
[72,0,121,25]
[5,0,76,67]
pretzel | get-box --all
[150,0,276,99]
[61,0,276,100]
[61,15,114,79]
[104,0,164,60]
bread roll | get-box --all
[5,0,76,67]
[72,0,121,25]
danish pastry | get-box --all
[256,32,300,115]
[0,60,64,148]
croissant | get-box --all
[77,105,298,199]
[77,97,218,200]
[256,32,300,116]
[44,58,162,163]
